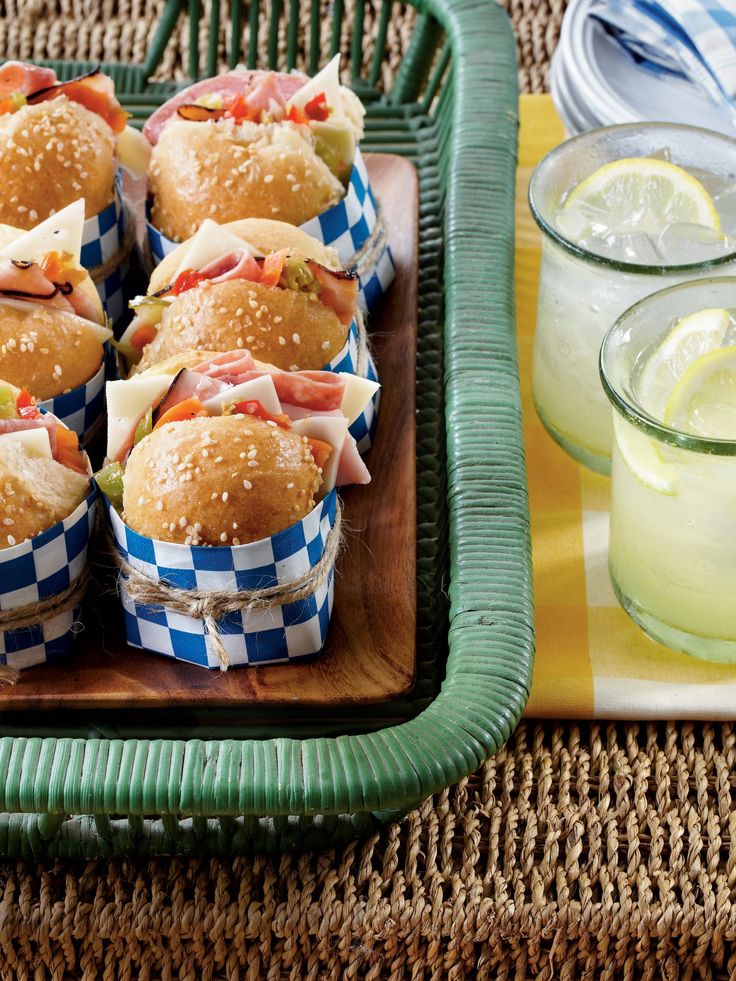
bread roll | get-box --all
[137,278,347,373]
[123,415,320,545]
[148,119,344,242]
[0,97,116,227]
[0,438,89,548]
[0,304,105,399]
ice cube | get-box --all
[555,200,612,242]
[657,222,734,264]
[648,147,672,162]
[595,231,664,265]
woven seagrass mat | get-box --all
[2,722,736,979]
[7,3,735,981]
[0,0,566,92]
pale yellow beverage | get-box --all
[530,124,736,474]
[601,280,736,661]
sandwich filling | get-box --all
[0,62,128,133]
[121,246,358,363]
[99,348,376,511]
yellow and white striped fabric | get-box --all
[517,94,736,719]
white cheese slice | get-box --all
[117,125,152,179]
[338,373,380,425]
[290,415,348,495]
[0,427,53,459]
[203,375,282,418]
[0,200,85,265]
[173,220,256,279]
[287,54,344,119]
[106,374,172,461]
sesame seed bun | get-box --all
[148,119,344,243]
[0,437,89,548]
[0,302,105,399]
[148,217,341,294]
[123,415,320,545]
[0,97,116,227]
[136,277,347,374]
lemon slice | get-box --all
[637,308,732,419]
[563,157,721,236]
[613,413,676,495]
[664,345,736,438]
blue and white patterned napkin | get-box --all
[592,1,736,122]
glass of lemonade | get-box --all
[529,123,736,474]
[601,277,736,662]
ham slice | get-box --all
[0,258,101,322]
[335,433,371,486]
[142,70,307,144]
[192,352,345,412]
[193,350,258,383]
[154,369,229,422]
[199,249,262,284]
[0,62,57,97]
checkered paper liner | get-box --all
[104,491,337,669]
[325,317,380,453]
[145,148,395,314]
[81,174,132,328]
[0,489,97,674]
[38,343,117,441]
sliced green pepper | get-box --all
[95,462,125,511]
[134,408,153,446]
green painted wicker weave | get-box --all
[0,0,530,856]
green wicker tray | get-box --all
[0,0,531,856]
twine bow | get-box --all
[349,207,389,287]
[0,568,91,686]
[109,503,342,671]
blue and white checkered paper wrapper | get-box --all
[81,173,132,328]
[146,148,395,315]
[0,489,96,673]
[325,317,380,453]
[105,491,337,669]
[38,343,117,442]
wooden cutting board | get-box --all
[0,154,418,710]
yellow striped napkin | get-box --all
[517,94,736,719]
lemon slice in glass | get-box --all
[637,307,732,419]
[613,413,676,495]
[664,345,736,438]
[563,157,721,236]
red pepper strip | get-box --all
[16,388,40,419]
[287,104,307,125]
[171,269,206,296]
[233,399,292,429]
[304,92,329,121]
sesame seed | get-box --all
[232,538,240,546]
[156,500,163,511]
[243,478,252,489]
[221,492,229,502]
[321,340,331,350]
[7,535,15,546]
[292,333,300,344]
[220,532,228,543]
[247,449,257,459]
[287,482,294,489]
[247,460,258,468]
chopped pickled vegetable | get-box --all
[0,386,16,419]
[134,407,152,446]
[307,436,332,470]
[95,461,125,510]
[279,257,321,295]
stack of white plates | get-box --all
[551,0,736,137]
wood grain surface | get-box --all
[0,154,418,710]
